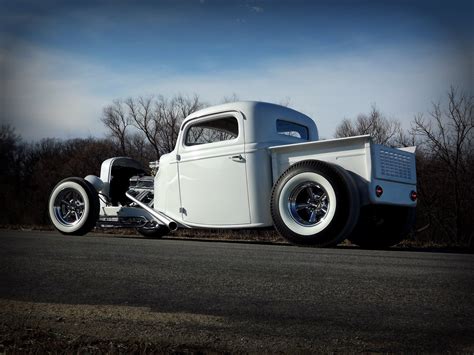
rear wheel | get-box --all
[48,177,100,236]
[349,205,415,249]
[137,225,170,239]
[271,160,359,247]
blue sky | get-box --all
[1,0,472,140]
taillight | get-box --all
[410,190,417,201]
[375,185,383,197]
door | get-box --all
[177,112,250,226]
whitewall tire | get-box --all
[48,177,99,236]
[271,160,359,247]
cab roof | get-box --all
[182,101,319,143]
[184,101,310,124]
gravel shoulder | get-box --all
[0,300,231,353]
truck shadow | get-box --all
[165,236,473,254]
[102,233,473,254]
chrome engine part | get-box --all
[126,175,178,231]
[128,175,154,207]
[96,175,156,229]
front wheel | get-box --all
[136,225,170,239]
[48,177,100,236]
[270,160,359,247]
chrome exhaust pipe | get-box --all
[125,191,178,231]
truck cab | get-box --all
[155,102,319,228]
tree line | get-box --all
[335,88,473,247]
[1,89,472,247]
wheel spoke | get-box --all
[296,203,312,211]
[61,199,71,207]
[53,186,88,227]
[288,182,330,226]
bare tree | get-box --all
[221,93,240,103]
[413,88,473,173]
[278,96,291,107]
[101,100,130,155]
[129,132,154,165]
[152,94,206,156]
[335,105,402,146]
[411,87,473,245]
[160,94,205,153]
[0,124,23,176]
[101,94,206,160]
[0,125,25,224]
[125,96,157,156]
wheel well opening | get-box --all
[109,165,146,205]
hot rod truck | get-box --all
[48,101,417,248]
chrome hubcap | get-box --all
[288,182,330,226]
[53,188,85,226]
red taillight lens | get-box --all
[410,190,417,201]
[375,185,383,197]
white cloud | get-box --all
[2,43,115,140]
[137,44,470,135]
[1,39,470,141]
[249,6,264,13]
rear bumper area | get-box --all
[368,179,417,207]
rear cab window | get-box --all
[276,119,309,140]
[185,116,239,146]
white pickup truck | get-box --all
[48,101,417,248]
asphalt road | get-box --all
[0,230,473,352]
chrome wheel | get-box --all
[271,161,358,247]
[288,182,330,226]
[53,188,85,226]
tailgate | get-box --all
[369,144,417,206]
[372,144,416,184]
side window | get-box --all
[276,119,309,140]
[185,116,239,146]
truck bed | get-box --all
[268,135,417,206]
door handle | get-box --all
[230,154,245,162]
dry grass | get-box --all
[0,323,219,354]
